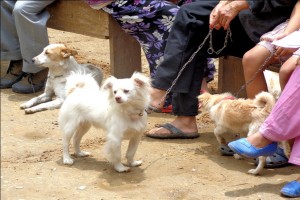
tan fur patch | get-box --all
[46,44,67,61]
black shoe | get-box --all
[0,60,25,89]
[12,68,48,94]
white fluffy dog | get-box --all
[59,72,151,172]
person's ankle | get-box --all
[150,87,166,108]
[247,132,272,148]
[174,116,198,132]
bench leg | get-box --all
[108,16,141,78]
[218,56,247,98]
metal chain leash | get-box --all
[158,28,232,106]
[234,52,274,97]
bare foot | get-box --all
[145,116,199,139]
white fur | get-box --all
[59,72,151,172]
[20,43,103,114]
[264,70,281,100]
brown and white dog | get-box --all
[198,91,285,175]
[20,44,103,114]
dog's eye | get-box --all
[113,91,117,94]
[45,50,49,55]
[123,89,129,94]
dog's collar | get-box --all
[47,74,64,79]
[222,96,235,101]
[130,109,145,121]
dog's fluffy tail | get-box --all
[253,91,276,113]
[65,72,99,96]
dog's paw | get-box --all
[114,163,130,173]
[76,151,90,157]
[129,160,143,167]
[24,108,35,114]
[63,157,74,165]
[248,168,260,175]
[233,154,243,160]
[20,103,28,109]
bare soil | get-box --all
[1,29,299,200]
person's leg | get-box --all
[260,66,300,141]
[104,0,179,111]
[145,1,217,138]
[104,1,179,77]
[228,65,300,157]
[0,0,25,89]
[279,54,299,90]
[147,0,255,138]
[242,44,274,98]
[149,1,219,109]
[1,0,21,61]
[10,0,55,93]
[13,0,55,73]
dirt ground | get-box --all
[1,29,299,200]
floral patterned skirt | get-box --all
[101,0,215,81]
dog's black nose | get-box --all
[115,96,122,103]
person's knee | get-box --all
[12,3,24,17]
[242,50,255,72]
[279,67,291,80]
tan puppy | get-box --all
[20,44,103,114]
[198,91,277,175]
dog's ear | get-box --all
[61,48,78,58]
[131,72,150,87]
[102,76,116,90]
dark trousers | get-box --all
[152,0,255,116]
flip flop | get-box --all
[255,147,290,168]
[281,180,300,198]
[145,123,199,139]
[219,144,235,156]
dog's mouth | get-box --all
[33,61,45,66]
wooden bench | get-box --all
[47,1,279,97]
[218,56,280,98]
[47,0,141,78]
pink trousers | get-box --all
[260,66,300,165]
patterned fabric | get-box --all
[86,0,215,81]
[86,0,216,107]
[103,0,179,78]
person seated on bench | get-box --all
[1,0,56,93]
[243,1,300,98]
[85,0,216,113]
[143,0,297,140]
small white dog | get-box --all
[198,91,278,175]
[20,43,103,114]
[59,72,151,172]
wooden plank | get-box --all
[47,0,109,39]
[218,56,247,98]
[108,16,141,78]
[47,0,142,78]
